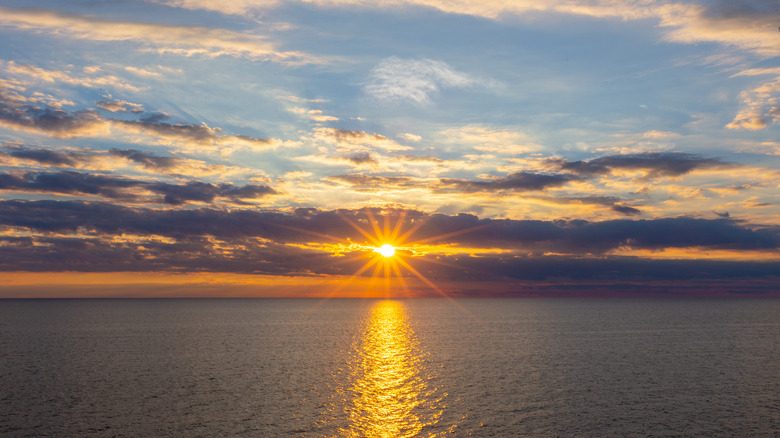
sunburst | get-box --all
[275,207,484,297]
[333,208,484,298]
[374,244,396,258]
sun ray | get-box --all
[413,224,488,246]
[278,208,490,300]
[340,213,381,246]
[389,210,408,243]
[273,222,343,242]
[365,208,385,243]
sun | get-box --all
[276,207,483,297]
[375,244,396,258]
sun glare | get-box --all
[375,244,396,258]
[278,208,483,297]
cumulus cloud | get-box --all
[726,74,780,130]
[364,57,480,105]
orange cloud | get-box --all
[0,6,319,64]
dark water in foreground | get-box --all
[1,298,779,437]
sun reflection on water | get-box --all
[340,300,445,437]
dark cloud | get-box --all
[611,204,641,216]
[0,171,138,199]
[0,202,775,252]
[548,152,732,177]
[0,171,277,204]
[140,113,170,123]
[439,171,578,192]
[149,181,277,205]
[0,93,270,146]
[5,145,85,166]
[0,92,106,137]
[0,202,777,289]
[109,148,181,170]
[114,119,221,143]
[343,152,377,165]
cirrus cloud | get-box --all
[364,57,483,105]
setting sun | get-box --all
[375,244,396,258]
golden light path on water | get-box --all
[339,301,446,437]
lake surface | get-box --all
[2,298,779,437]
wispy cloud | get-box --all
[364,57,482,105]
[0,6,319,64]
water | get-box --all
[1,298,779,437]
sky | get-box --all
[0,0,779,297]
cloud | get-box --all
[0,92,276,150]
[0,6,318,64]
[726,75,780,130]
[439,125,541,154]
[0,202,777,288]
[108,148,182,170]
[1,202,776,253]
[398,133,422,142]
[439,171,578,193]
[4,61,141,91]
[611,204,641,216]
[547,152,733,178]
[313,127,412,152]
[95,99,144,113]
[0,171,277,205]
[156,1,780,58]
[342,152,377,166]
[325,174,416,188]
[654,1,780,58]
[4,145,86,167]
[289,107,339,122]
[0,91,110,138]
[148,180,277,205]
[0,171,140,200]
[364,57,480,105]
[1,145,246,177]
